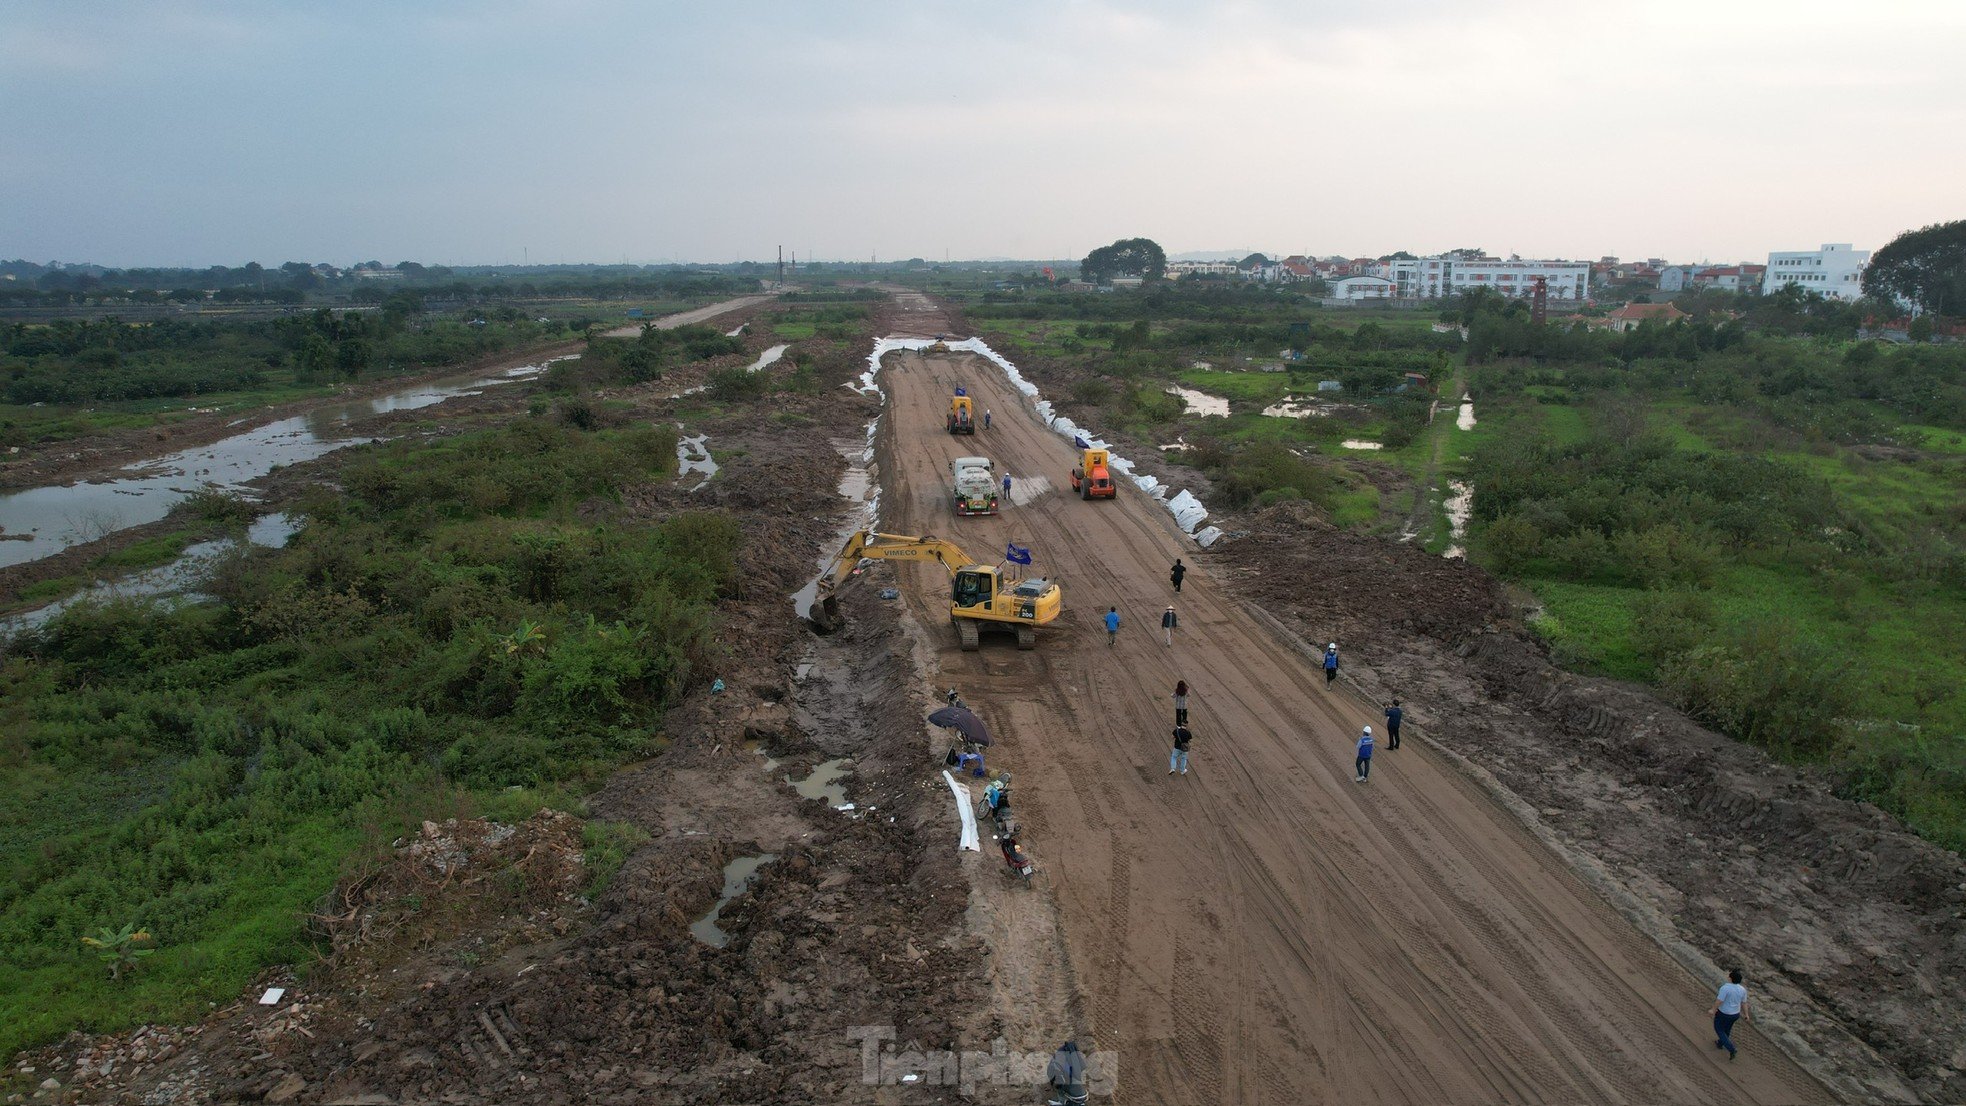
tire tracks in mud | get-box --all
[867,345,1838,1104]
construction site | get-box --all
[5,286,1960,1106]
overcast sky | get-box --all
[3,1,1960,268]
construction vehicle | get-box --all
[952,456,999,516]
[948,387,977,434]
[1070,446,1116,500]
[806,531,1062,650]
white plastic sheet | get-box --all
[863,335,1219,543]
[944,770,980,852]
[1167,490,1209,533]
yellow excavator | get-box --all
[806,531,1062,650]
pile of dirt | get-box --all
[1218,501,1503,644]
[1215,507,1966,1102]
[311,811,590,962]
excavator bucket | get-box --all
[807,593,845,633]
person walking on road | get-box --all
[1323,643,1340,686]
[1711,970,1750,1060]
[1169,723,1193,775]
[983,408,992,430]
[1104,606,1120,646]
[1354,725,1375,782]
[1161,605,1179,646]
[1173,680,1190,726]
[1001,472,1012,502]
[1384,699,1403,750]
[1170,558,1187,593]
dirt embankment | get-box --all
[11,308,1035,1105]
[1217,504,1966,1102]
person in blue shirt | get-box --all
[1384,700,1403,750]
[983,408,992,429]
[1001,472,1012,501]
[1354,725,1375,782]
[1323,643,1340,685]
[1711,969,1750,1059]
[1103,607,1120,646]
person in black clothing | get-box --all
[1384,699,1403,750]
[1169,723,1193,775]
[1047,1041,1087,1102]
[1170,558,1187,593]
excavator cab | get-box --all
[952,567,996,611]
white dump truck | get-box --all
[951,456,999,516]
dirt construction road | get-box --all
[873,349,1835,1104]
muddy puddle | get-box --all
[1444,480,1473,558]
[791,431,880,620]
[1262,395,1336,419]
[675,430,718,489]
[688,853,776,948]
[743,739,782,772]
[1340,439,1384,450]
[3,512,300,634]
[0,357,572,570]
[1457,396,1477,430]
[787,758,853,808]
[1165,386,1229,417]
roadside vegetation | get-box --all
[1456,289,1966,851]
[0,412,739,1057]
[0,308,580,451]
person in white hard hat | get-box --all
[1323,642,1340,686]
[1355,725,1375,783]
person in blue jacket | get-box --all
[1323,642,1340,685]
[1103,606,1120,646]
[1354,725,1375,782]
[1384,699,1403,750]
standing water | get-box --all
[1443,480,1474,559]
[0,357,571,570]
[1457,396,1476,431]
[791,432,880,621]
[1164,387,1229,417]
[2,512,300,634]
[689,854,776,948]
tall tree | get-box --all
[1079,237,1168,283]
[1864,219,1966,316]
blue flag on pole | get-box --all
[1005,543,1032,566]
[1073,433,1090,450]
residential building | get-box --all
[1657,266,1696,292]
[1327,276,1396,301]
[1603,302,1690,332]
[1693,265,1765,292]
[1763,243,1868,300]
[1375,255,1590,300]
[1167,260,1238,277]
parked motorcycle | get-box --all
[998,832,1034,882]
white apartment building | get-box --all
[1327,275,1396,301]
[1762,243,1868,300]
[1376,255,1590,300]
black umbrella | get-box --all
[927,706,992,746]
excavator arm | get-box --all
[807,531,973,628]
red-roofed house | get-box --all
[1604,302,1690,332]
